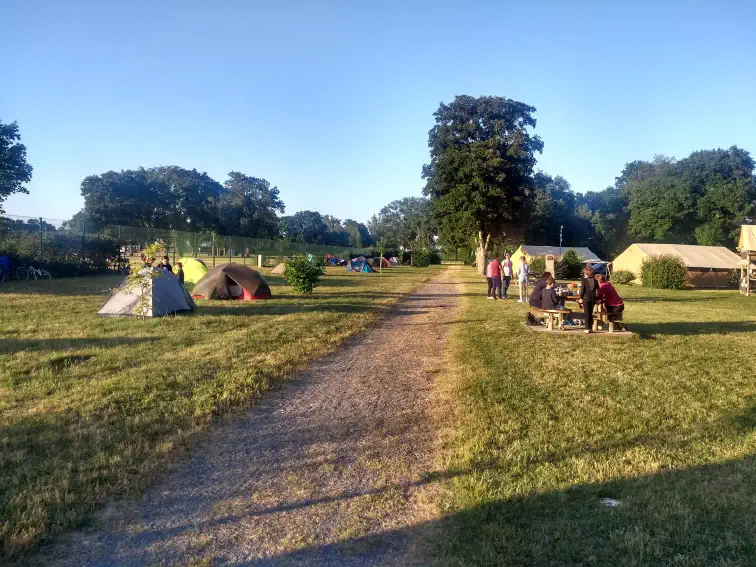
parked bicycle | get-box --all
[0,267,6,284]
[15,264,52,281]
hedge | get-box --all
[640,254,688,289]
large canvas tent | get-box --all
[738,225,756,296]
[738,225,756,252]
[612,243,744,288]
[346,258,374,273]
[192,263,272,300]
[510,245,601,271]
[174,257,207,285]
[98,269,195,317]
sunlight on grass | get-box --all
[433,268,756,566]
[0,266,439,560]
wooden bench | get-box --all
[592,306,623,333]
[530,307,572,331]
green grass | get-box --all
[0,266,438,560]
[433,268,756,566]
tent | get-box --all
[369,256,390,269]
[192,263,272,300]
[98,269,195,317]
[510,245,602,271]
[738,225,756,252]
[346,258,374,273]
[612,243,744,288]
[388,256,400,266]
[271,261,287,275]
[174,257,207,285]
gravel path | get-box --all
[45,269,460,567]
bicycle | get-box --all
[15,264,52,281]
[0,267,5,284]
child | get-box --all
[541,277,559,310]
[501,253,513,299]
[516,256,530,303]
[176,261,184,286]
[160,255,172,273]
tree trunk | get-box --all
[475,231,490,276]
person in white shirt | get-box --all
[516,256,530,302]
[500,253,514,299]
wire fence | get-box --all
[0,214,374,275]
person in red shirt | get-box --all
[596,273,624,315]
[486,254,503,299]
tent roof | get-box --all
[631,243,743,269]
[518,245,602,262]
[739,225,756,252]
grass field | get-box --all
[432,268,756,566]
[0,266,437,560]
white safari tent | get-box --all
[612,243,744,288]
[738,225,756,296]
[510,245,602,271]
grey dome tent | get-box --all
[346,258,374,273]
[98,269,195,317]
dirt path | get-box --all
[45,269,461,567]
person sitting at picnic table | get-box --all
[580,266,599,334]
[541,276,559,310]
[528,271,552,308]
[596,273,624,329]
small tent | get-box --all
[510,245,602,272]
[98,269,195,317]
[370,257,390,269]
[388,256,400,266]
[192,263,272,300]
[612,243,745,288]
[271,261,287,275]
[174,257,207,285]
[346,258,374,273]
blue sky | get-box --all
[2,0,755,224]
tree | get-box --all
[368,197,435,262]
[279,210,329,243]
[422,95,544,273]
[0,119,33,214]
[150,166,223,231]
[343,219,373,247]
[217,172,285,238]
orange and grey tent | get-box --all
[369,257,390,268]
[192,263,272,300]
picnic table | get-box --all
[564,294,623,332]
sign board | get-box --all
[545,254,556,276]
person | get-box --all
[516,256,530,303]
[176,261,185,286]
[580,266,599,334]
[541,276,559,310]
[501,253,513,299]
[160,256,172,273]
[529,271,552,308]
[596,273,624,328]
[486,255,502,300]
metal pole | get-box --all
[172,230,176,265]
[39,217,43,258]
[559,225,563,255]
[243,237,246,265]
[212,233,216,267]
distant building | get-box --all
[509,245,602,270]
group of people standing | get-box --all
[486,254,625,333]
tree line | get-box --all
[423,95,755,268]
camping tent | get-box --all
[369,257,390,269]
[174,257,207,285]
[271,261,287,275]
[612,243,744,288]
[98,269,195,317]
[738,225,756,252]
[346,258,374,273]
[388,256,400,266]
[510,245,601,271]
[192,263,272,300]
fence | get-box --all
[0,214,374,275]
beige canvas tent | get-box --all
[738,225,756,252]
[612,243,743,288]
[738,226,756,296]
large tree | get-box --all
[342,219,373,247]
[422,95,544,272]
[150,166,223,231]
[0,119,33,214]
[279,210,329,243]
[217,172,284,237]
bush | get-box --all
[561,249,584,279]
[640,254,687,289]
[529,256,546,278]
[611,270,636,285]
[283,254,325,293]
[413,248,431,267]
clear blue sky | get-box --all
[2,0,755,224]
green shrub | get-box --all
[283,254,325,293]
[529,256,546,278]
[640,254,687,289]
[413,248,431,267]
[611,270,636,285]
[561,249,584,279]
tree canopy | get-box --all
[0,119,33,214]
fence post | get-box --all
[39,217,43,258]
[212,233,216,267]
[228,236,232,263]
[243,237,246,265]
[172,230,176,265]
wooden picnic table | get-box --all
[563,294,622,332]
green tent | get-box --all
[174,257,208,285]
